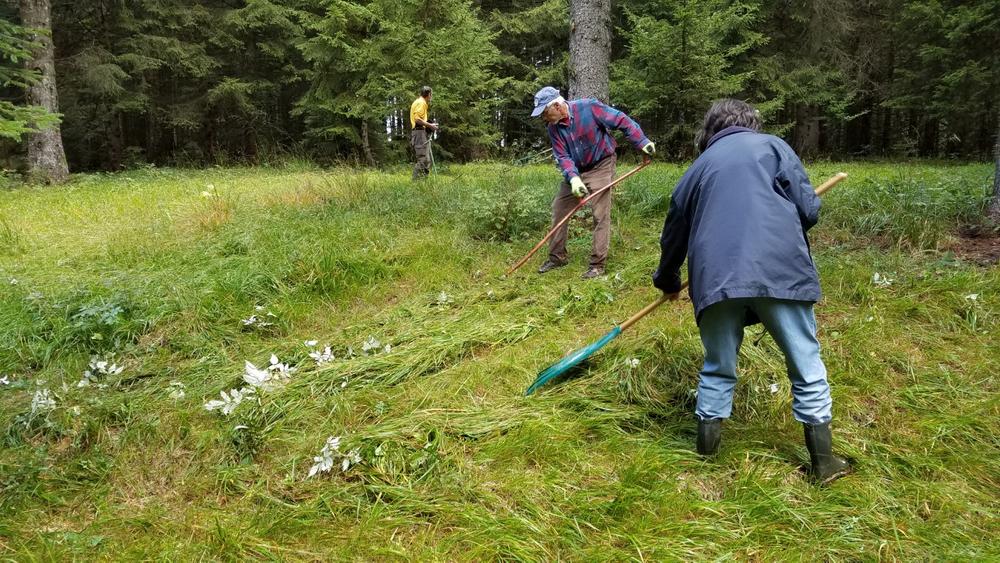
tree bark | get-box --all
[794,104,821,157]
[19,0,69,184]
[568,0,610,102]
[989,116,1000,224]
[361,120,376,167]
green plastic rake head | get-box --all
[524,326,622,395]
[524,295,671,395]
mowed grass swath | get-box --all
[0,162,997,559]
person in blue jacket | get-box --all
[652,99,851,484]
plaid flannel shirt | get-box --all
[547,99,650,183]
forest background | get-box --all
[1,0,998,173]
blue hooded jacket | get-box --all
[652,126,821,325]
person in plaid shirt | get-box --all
[531,86,655,279]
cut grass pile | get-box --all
[0,161,997,559]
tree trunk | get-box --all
[568,0,610,102]
[19,0,69,184]
[989,117,1000,224]
[361,120,376,167]
[794,104,821,157]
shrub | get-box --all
[467,181,551,242]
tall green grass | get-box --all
[0,161,996,559]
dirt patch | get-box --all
[951,226,1000,266]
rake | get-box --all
[524,172,848,395]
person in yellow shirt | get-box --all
[410,86,438,179]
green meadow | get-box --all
[0,161,997,559]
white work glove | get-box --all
[570,176,588,198]
[642,142,656,155]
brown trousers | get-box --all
[548,155,616,268]
[411,129,430,179]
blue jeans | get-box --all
[696,298,832,424]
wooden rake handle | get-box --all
[504,157,653,276]
[617,171,849,333]
[620,282,689,331]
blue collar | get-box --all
[705,126,755,150]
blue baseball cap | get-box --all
[530,86,562,117]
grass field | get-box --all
[0,160,997,560]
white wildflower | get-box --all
[340,379,348,388]
[243,360,271,388]
[965,294,979,301]
[383,344,391,354]
[362,336,381,354]
[769,383,780,395]
[243,356,296,391]
[436,291,453,305]
[168,381,186,400]
[341,448,362,472]
[241,310,274,328]
[79,356,123,387]
[268,354,296,381]
[90,356,124,376]
[627,358,640,369]
[309,346,334,366]
[204,387,254,416]
[31,389,56,414]
[0,375,9,385]
[304,340,318,347]
[9,278,17,285]
[308,435,343,478]
[872,272,894,287]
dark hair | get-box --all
[695,99,762,153]
[420,86,432,98]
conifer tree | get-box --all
[19,0,68,182]
[297,0,501,162]
[0,17,56,140]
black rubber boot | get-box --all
[803,422,852,484]
[696,418,722,456]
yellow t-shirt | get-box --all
[410,96,428,129]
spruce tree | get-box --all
[0,17,56,140]
[297,0,501,163]
[19,0,68,182]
